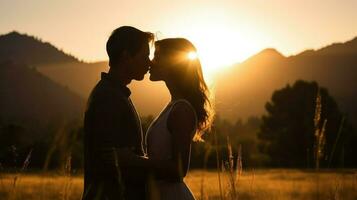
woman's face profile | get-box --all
[149,47,170,81]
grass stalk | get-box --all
[213,127,224,200]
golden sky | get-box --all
[1,0,357,74]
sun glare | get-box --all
[166,17,264,83]
[188,51,198,60]
[192,30,261,77]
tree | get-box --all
[258,80,357,168]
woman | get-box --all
[145,38,213,200]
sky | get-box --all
[1,0,357,73]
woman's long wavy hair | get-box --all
[155,38,214,141]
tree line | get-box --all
[1,80,356,171]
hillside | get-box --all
[1,31,356,126]
[0,32,168,116]
[0,61,85,122]
[0,31,78,65]
[35,61,170,116]
[215,37,357,126]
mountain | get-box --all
[0,31,169,117]
[0,61,85,122]
[215,48,288,121]
[296,37,357,56]
[215,36,357,126]
[243,48,285,64]
[35,60,170,116]
[1,31,356,127]
[0,31,78,65]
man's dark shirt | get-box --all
[82,72,146,200]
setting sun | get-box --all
[163,14,266,80]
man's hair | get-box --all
[106,26,154,67]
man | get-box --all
[82,26,154,200]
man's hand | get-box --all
[101,147,135,166]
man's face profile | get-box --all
[127,43,151,81]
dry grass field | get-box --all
[1,169,356,200]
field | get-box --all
[1,169,356,200]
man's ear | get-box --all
[119,50,131,64]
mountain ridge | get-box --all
[0,31,80,66]
[1,31,356,127]
[293,36,357,57]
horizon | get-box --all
[2,29,356,83]
[1,0,357,75]
[2,29,356,63]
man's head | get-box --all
[106,26,154,81]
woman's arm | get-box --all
[153,101,196,180]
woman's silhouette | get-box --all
[145,38,213,200]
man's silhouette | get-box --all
[82,26,154,200]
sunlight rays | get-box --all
[163,16,265,82]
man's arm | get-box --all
[91,91,152,181]
[104,101,196,181]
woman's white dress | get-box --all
[145,99,196,200]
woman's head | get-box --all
[150,38,214,139]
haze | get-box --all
[1,0,357,74]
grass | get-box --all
[0,169,356,200]
[0,91,354,200]
[190,169,357,200]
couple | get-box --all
[82,26,213,200]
